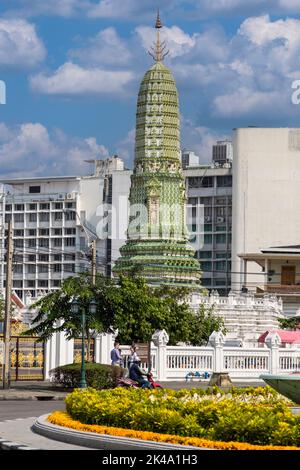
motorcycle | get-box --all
[117,371,162,389]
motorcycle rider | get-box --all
[129,360,152,389]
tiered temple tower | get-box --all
[114,13,201,288]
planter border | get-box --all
[32,414,207,451]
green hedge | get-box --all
[65,387,300,446]
[49,363,124,389]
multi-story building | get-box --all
[0,162,131,302]
[212,140,233,165]
[184,163,232,295]
[232,127,300,315]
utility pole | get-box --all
[2,219,13,389]
[91,240,97,286]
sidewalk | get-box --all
[0,379,266,400]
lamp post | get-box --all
[71,298,97,389]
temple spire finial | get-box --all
[148,10,169,62]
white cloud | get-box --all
[115,128,135,163]
[0,122,109,177]
[0,18,46,67]
[181,117,230,163]
[69,27,132,66]
[30,62,135,95]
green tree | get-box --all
[0,295,4,321]
[278,316,300,330]
[24,273,115,359]
[187,303,226,346]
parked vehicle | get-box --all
[117,371,162,389]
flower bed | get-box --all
[60,386,300,448]
[48,411,300,451]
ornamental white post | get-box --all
[152,329,169,381]
[209,330,225,373]
[265,332,281,375]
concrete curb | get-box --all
[0,437,39,450]
[32,414,211,451]
[0,395,66,401]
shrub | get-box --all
[49,363,124,389]
[64,387,300,447]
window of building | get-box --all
[215,197,226,205]
[13,280,23,288]
[52,280,61,287]
[65,211,76,221]
[29,204,37,211]
[204,234,212,244]
[215,261,227,271]
[202,278,212,286]
[198,251,212,259]
[5,204,12,211]
[14,229,24,237]
[188,177,213,189]
[204,224,212,233]
[54,212,63,221]
[216,175,232,187]
[64,253,75,261]
[188,197,198,205]
[40,203,50,210]
[66,202,75,209]
[54,264,62,272]
[28,229,36,236]
[14,239,23,248]
[215,279,227,286]
[39,239,49,248]
[216,207,226,217]
[65,237,76,246]
[64,264,75,273]
[38,265,48,273]
[27,280,35,288]
[39,228,49,236]
[39,212,49,222]
[65,228,76,235]
[38,280,48,288]
[53,239,62,247]
[216,252,227,259]
[29,186,40,194]
[14,265,23,274]
[201,261,212,271]
[53,228,62,236]
[14,214,24,223]
[216,225,226,232]
[5,214,12,223]
[39,254,49,262]
[14,204,24,211]
[200,197,212,205]
[54,202,63,210]
[28,239,36,248]
[216,234,226,244]
[29,213,37,222]
[28,255,35,262]
[53,254,62,261]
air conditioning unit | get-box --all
[217,217,225,223]
[67,192,76,200]
[204,216,211,223]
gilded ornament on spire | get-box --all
[148,10,169,62]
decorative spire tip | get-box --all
[148,10,169,62]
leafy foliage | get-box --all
[24,273,224,348]
[49,363,124,389]
[65,387,299,446]
[278,316,300,330]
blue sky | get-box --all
[1,0,300,176]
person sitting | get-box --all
[128,345,139,369]
[129,360,152,389]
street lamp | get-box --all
[71,298,97,389]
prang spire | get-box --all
[148,10,169,62]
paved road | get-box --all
[0,400,66,421]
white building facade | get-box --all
[232,128,300,302]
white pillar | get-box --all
[265,332,281,375]
[44,334,56,380]
[209,331,225,373]
[95,333,115,365]
[152,329,169,381]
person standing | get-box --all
[111,341,122,366]
[128,345,139,369]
